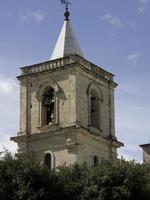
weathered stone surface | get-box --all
[140,144,150,163]
[11,55,123,168]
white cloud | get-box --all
[0,74,19,153]
[116,85,150,162]
[118,145,143,163]
[129,21,135,27]
[138,7,145,14]
[138,0,149,3]
[102,14,122,27]
[128,53,141,64]
[137,0,149,14]
[0,134,17,154]
[0,75,18,97]
[19,10,45,23]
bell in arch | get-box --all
[43,96,51,107]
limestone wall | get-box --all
[75,66,116,138]
[19,68,77,135]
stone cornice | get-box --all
[17,54,115,84]
[11,125,123,148]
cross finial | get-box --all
[59,0,71,20]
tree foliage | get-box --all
[0,152,150,200]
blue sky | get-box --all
[0,0,150,161]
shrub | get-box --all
[0,152,150,200]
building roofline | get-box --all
[20,54,114,76]
[18,55,115,83]
[140,143,150,148]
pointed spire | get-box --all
[50,2,84,60]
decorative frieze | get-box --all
[20,55,114,82]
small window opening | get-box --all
[91,90,99,129]
[44,153,52,169]
[94,155,99,167]
[43,87,55,125]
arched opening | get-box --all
[44,153,52,169]
[42,87,55,125]
[90,90,99,129]
[94,155,99,167]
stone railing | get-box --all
[20,55,113,81]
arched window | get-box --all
[44,153,52,169]
[42,87,55,125]
[94,155,99,167]
[90,90,99,129]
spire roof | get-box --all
[50,7,84,60]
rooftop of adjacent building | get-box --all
[140,144,150,155]
[140,143,150,148]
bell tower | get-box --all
[11,3,123,168]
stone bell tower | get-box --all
[11,4,123,168]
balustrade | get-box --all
[20,55,113,81]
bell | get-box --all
[43,96,51,107]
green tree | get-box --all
[0,152,64,200]
[0,152,150,200]
[80,160,150,200]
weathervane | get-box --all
[59,0,71,20]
